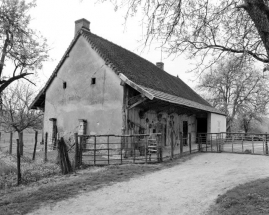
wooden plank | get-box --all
[179,132,183,155]
[9,132,13,155]
[251,136,254,154]
[94,136,96,165]
[189,133,192,154]
[127,97,147,109]
[242,136,244,153]
[145,136,148,164]
[79,136,83,165]
[74,133,78,168]
[32,131,38,160]
[17,139,21,185]
[44,132,48,162]
[107,136,110,165]
[119,73,154,100]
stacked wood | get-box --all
[58,137,73,174]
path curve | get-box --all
[29,153,269,215]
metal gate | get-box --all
[197,133,269,155]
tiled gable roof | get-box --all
[31,28,224,115]
[82,30,211,107]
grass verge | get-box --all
[207,178,269,215]
[0,153,199,215]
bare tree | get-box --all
[100,0,269,71]
[238,111,263,133]
[0,82,43,155]
[0,0,48,93]
[198,55,269,132]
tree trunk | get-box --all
[9,132,13,154]
[226,118,234,133]
[18,131,23,156]
[243,0,269,60]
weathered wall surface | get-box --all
[208,113,226,133]
[128,108,197,145]
[43,36,123,143]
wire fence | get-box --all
[0,131,59,162]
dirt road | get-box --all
[29,153,269,215]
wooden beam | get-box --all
[119,73,154,100]
[127,97,147,109]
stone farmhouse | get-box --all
[30,18,226,147]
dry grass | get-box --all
[0,153,199,215]
[207,178,269,215]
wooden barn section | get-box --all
[30,18,226,156]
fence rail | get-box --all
[197,132,269,155]
[74,132,199,166]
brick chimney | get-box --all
[156,62,164,70]
[75,18,90,36]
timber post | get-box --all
[32,131,38,160]
[107,136,110,165]
[159,134,163,162]
[241,134,244,153]
[198,134,201,152]
[265,132,268,155]
[44,132,48,162]
[189,133,192,154]
[17,139,21,185]
[145,135,148,164]
[79,136,83,166]
[179,132,183,155]
[94,136,96,165]
[9,132,13,154]
[74,133,79,168]
[171,131,174,159]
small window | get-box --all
[63,82,67,89]
[91,78,96,85]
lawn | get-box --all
[207,178,269,215]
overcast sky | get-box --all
[30,0,197,90]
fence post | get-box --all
[74,133,79,168]
[198,134,199,152]
[107,136,110,165]
[210,134,213,152]
[94,136,96,165]
[145,135,148,164]
[44,132,48,162]
[241,135,244,153]
[251,136,254,154]
[133,135,135,163]
[9,132,13,154]
[180,132,183,155]
[32,131,38,160]
[189,133,192,154]
[120,136,123,164]
[171,132,174,159]
[79,136,83,166]
[159,134,163,162]
[16,139,21,185]
[265,132,268,155]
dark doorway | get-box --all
[197,118,207,144]
[197,118,207,133]
[183,121,188,146]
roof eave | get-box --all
[30,31,84,110]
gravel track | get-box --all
[29,153,269,215]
